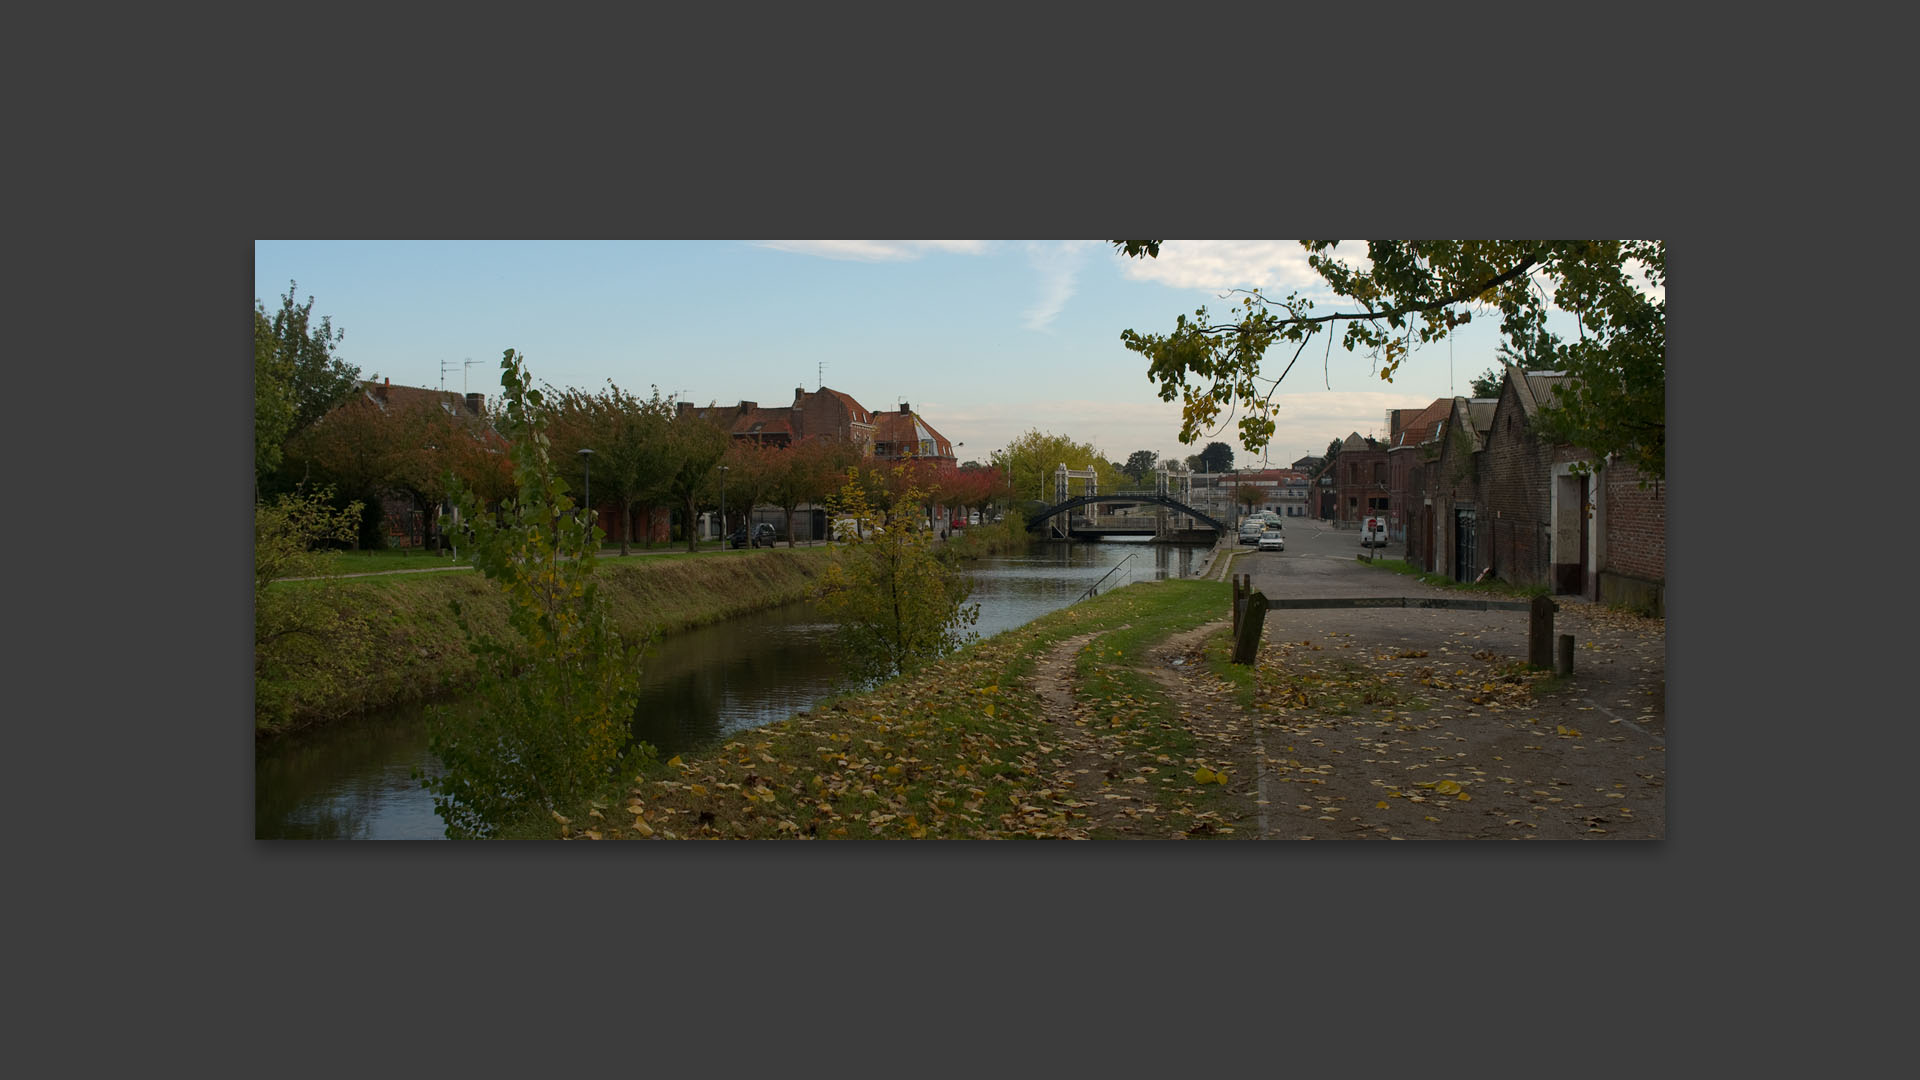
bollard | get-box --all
[1528,594,1558,669]
[1232,589,1268,665]
[1555,633,1574,677]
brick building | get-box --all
[1330,432,1390,525]
[871,401,957,464]
[1400,367,1665,612]
[677,385,879,453]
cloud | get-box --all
[753,240,992,262]
[1112,240,1371,295]
[1022,240,1096,331]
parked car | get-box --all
[730,522,777,549]
[1359,515,1387,548]
[1238,521,1265,545]
[1258,525,1284,552]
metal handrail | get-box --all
[1073,552,1137,604]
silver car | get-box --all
[1257,527,1284,552]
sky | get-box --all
[253,240,1623,472]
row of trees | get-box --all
[539,383,1012,555]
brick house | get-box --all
[677,385,879,453]
[871,402,957,465]
[1386,399,1453,545]
[1331,432,1390,526]
[1405,367,1665,612]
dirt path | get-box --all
[1022,597,1665,840]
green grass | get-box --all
[510,577,1235,840]
[1357,556,1549,599]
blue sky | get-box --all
[253,240,1616,470]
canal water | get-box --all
[255,538,1210,839]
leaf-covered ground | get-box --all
[548,580,1665,840]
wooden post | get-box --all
[1528,595,1558,669]
[1232,589,1268,665]
[1555,633,1574,677]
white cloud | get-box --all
[1112,240,1372,295]
[754,240,992,262]
[1022,240,1096,331]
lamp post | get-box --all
[577,448,594,544]
[719,464,729,549]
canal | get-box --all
[255,537,1211,839]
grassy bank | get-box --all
[257,546,839,734]
[512,577,1235,840]
[943,514,1030,559]
[1357,555,1550,599]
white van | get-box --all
[1359,515,1388,548]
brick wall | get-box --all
[1604,459,1665,582]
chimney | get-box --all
[795,387,805,402]
[465,392,484,416]
[374,377,389,403]
[899,402,911,414]
[739,400,756,411]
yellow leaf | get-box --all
[1434,780,1461,795]
[550,810,570,825]
[688,784,708,797]
[632,819,653,837]
[1457,793,1471,802]
[667,755,685,768]
[1194,767,1216,784]
[1375,801,1389,810]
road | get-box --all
[1196,515,1666,839]
[1218,517,1445,600]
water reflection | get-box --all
[256,538,1211,838]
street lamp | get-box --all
[577,448,594,538]
[719,464,729,549]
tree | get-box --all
[991,428,1121,504]
[254,303,296,487]
[254,485,374,729]
[720,438,783,538]
[817,463,979,681]
[768,436,859,546]
[1195,441,1234,474]
[423,349,646,838]
[1122,450,1158,486]
[547,382,675,556]
[264,281,362,440]
[1112,240,1665,477]
[663,409,730,552]
[1469,367,1504,398]
[1234,484,1264,513]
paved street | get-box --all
[1192,516,1667,839]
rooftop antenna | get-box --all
[440,358,455,391]
[817,361,825,389]
[463,358,480,395]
